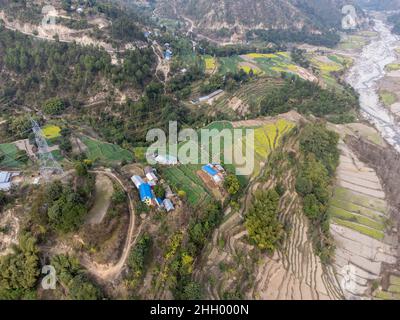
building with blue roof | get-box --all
[139,183,154,205]
[202,164,218,176]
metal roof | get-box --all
[0,172,11,184]
[202,165,218,176]
[131,175,144,188]
[139,183,153,201]
[163,199,174,212]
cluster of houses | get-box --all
[201,164,226,185]
[131,167,175,212]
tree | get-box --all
[177,190,186,199]
[50,254,102,300]
[153,185,165,199]
[43,98,65,115]
[75,161,88,177]
[0,233,39,299]
[245,189,283,252]
[224,174,240,195]
[181,281,202,300]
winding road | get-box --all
[80,169,139,281]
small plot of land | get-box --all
[86,174,114,225]
[385,63,400,72]
[241,119,295,177]
[374,275,400,300]
[163,165,212,206]
[213,77,283,115]
[338,34,369,50]
[329,122,387,147]
[204,55,217,74]
[0,143,27,168]
[310,54,352,89]
[379,90,397,106]
[42,125,61,139]
[81,136,133,165]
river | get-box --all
[346,19,400,152]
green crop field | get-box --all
[81,136,133,164]
[162,165,212,206]
[329,186,388,240]
[0,143,28,168]
[218,56,245,74]
[163,118,295,206]
[380,90,397,106]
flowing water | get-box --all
[346,19,400,151]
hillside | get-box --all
[153,0,360,45]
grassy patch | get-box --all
[385,63,400,71]
[218,56,244,74]
[0,143,27,168]
[339,35,367,50]
[333,187,387,213]
[42,125,61,139]
[328,206,385,231]
[332,217,384,240]
[204,55,217,72]
[81,136,133,164]
[162,165,211,206]
[380,90,397,106]
[239,64,261,75]
[329,198,385,222]
[133,147,147,163]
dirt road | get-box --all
[80,169,139,281]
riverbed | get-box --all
[346,18,400,151]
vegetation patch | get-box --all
[380,90,397,106]
[0,143,29,168]
[162,165,212,206]
[385,63,400,71]
[81,136,133,164]
[204,56,217,72]
[331,218,384,240]
[42,125,61,140]
[295,123,340,263]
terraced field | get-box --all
[213,77,283,115]
[162,165,212,206]
[239,119,295,177]
[374,275,400,300]
[310,54,352,89]
[329,142,397,299]
[217,52,313,80]
[194,122,343,300]
[81,136,133,165]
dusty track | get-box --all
[80,170,139,281]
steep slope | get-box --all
[154,0,358,42]
[193,113,343,300]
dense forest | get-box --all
[295,123,340,263]
[0,26,155,110]
[260,75,358,123]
